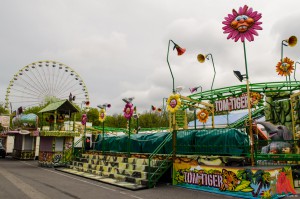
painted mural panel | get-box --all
[64,137,73,162]
[173,157,296,198]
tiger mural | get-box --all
[219,169,241,191]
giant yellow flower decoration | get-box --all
[276,57,294,76]
[99,109,106,122]
[197,109,209,123]
[167,94,181,113]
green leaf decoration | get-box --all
[235,180,251,191]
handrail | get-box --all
[148,133,173,188]
[149,133,172,159]
[64,136,84,162]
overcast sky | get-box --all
[1,0,300,115]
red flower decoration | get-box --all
[151,105,156,111]
[123,103,134,119]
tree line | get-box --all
[0,103,196,130]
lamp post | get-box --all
[68,93,77,132]
[233,67,253,166]
[189,86,202,129]
[222,5,263,167]
[281,36,297,82]
[122,97,134,157]
[81,110,88,153]
[97,103,111,152]
[167,40,186,93]
[197,53,216,92]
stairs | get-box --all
[56,153,170,190]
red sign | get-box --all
[215,93,248,112]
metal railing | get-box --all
[254,139,300,166]
[148,133,173,188]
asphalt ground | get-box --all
[0,156,238,199]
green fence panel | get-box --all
[129,134,149,153]
[111,135,130,152]
[194,128,249,156]
[141,132,168,154]
[165,130,197,154]
[94,134,112,151]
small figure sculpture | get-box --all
[257,121,293,154]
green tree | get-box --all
[86,108,100,126]
[0,104,9,115]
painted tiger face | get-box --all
[220,169,241,191]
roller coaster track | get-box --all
[180,81,300,129]
[227,106,265,128]
[188,81,300,102]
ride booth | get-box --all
[38,100,80,167]
[9,113,39,160]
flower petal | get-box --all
[245,33,252,42]
[240,34,245,42]
[231,30,239,38]
[252,25,263,30]
[222,25,232,30]
[222,21,231,25]
[238,6,243,15]
[242,5,248,14]
[249,11,257,18]
[248,32,255,41]
[227,32,234,39]
[234,33,241,42]
[246,7,253,15]
[249,29,259,36]
[253,14,262,21]
[223,27,234,33]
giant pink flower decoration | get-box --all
[222,5,262,42]
[123,103,134,119]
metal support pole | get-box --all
[281,40,288,82]
[206,54,216,92]
[172,113,177,161]
[167,40,176,93]
[294,62,300,81]
[163,97,168,127]
[128,118,131,157]
[246,79,254,166]
[136,117,139,134]
[194,109,196,129]
[83,123,86,153]
[102,121,105,153]
[243,41,254,166]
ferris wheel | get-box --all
[5,60,89,113]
